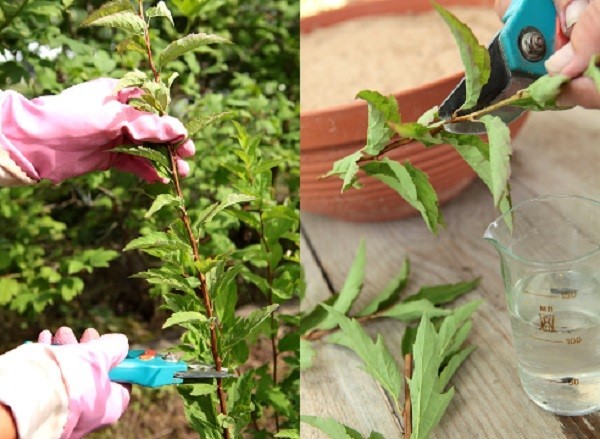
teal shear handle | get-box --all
[500,0,558,76]
[109,349,187,387]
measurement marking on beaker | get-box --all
[569,378,580,385]
[550,288,578,299]
[529,335,563,343]
[524,290,559,299]
[566,337,582,345]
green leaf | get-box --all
[406,278,480,305]
[146,1,173,25]
[115,69,147,91]
[225,304,279,349]
[195,193,256,230]
[323,306,402,409]
[325,151,363,191]
[584,55,600,92]
[390,122,442,147]
[362,158,444,234]
[124,231,190,253]
[300,295,339,335]
[116,37,147,55]
[111,145,170,168]
[0,278,20,305]
[59,277,84,301]
[318,240,366,330]
[438,345,476,391]
[381,299,451,322]
[300,339,316,370]
[417,106,440,126]
[356,90,399,156]
[301,415,370,439]
[185,112,232,137]
[163,311,208,328]
[401,325,418,356]
[433,3,490,110]
[524,74,569,108]
[190,383,216,396]
[145,194,182,218]
[409,316,455,439]
[158,33,231,68]
[444,132,491,187]
[275,429,300,438]
[356,257,410,317]
[480,115,512,207]
[81,11,146,35]
[79,0,134,27]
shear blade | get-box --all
[439,34,532,134]
[174,370,232,381]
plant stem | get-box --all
[137,0,160,82]
[168,146,230,439]
[404,353,413,439]
[356,91,526,164]
[259,212,280,432]
[136,1,227,436]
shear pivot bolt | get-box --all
[519,28,546,62]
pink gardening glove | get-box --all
[38,327,130,439]
[0,77,195,183]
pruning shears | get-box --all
[440,0,567,134]
[109,349,232,388]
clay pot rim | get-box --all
[301,71,464,118]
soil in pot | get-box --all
[301,6,502,111]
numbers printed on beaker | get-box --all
[566,337,582,345]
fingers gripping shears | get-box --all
[109,349,232,387]
[439,0,567,134]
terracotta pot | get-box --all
[300,0,528,222]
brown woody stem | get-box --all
[404,353,413,439]
[136,1,227,437]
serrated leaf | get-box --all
[356,90,399,156]
[81,11,146,35]
[195,193,256,230]
[389,121,442,147]
[185,112,232,137]
[190,383,216,396]
[356,257,409,317]
[433,3,490,110]
[481,115,511,207]
[443,132,491,187]
[381,299,451,321]
[301,416,369,438]
[318,240,366,330]
[146,1,173,25]
[417,106,440,126]
[323,306,402,409]
[79,0,133,27]
[409,316,455,439]
[163,311,208,328]
[300,339,316,371]
[111,145,170,168]
[116,37,147,55]
[585,55,600,92]
[0,278,20,305]
[225,304,278,349]
[145,194,182,218]
[300,295,339,335]
[324,151,363,191]
[438,345,476,392]
[158,33,231,68]
[406,278,480,305]
[115,69,147,92]
[124,231,190,253]
[362,158,444,234]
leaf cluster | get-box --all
[326,5,600,235]
[300,241,482,438]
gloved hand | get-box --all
[494,0,600,108]
[0,78,195,183]
[37,327,130,439]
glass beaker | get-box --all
[484,195,600,416]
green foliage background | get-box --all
[0,0,299,345]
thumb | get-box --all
[546,1,600,76]
[99,382,131,425]
[88,333,129,369]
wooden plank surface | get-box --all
[300,108,600,438]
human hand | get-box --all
[0,78,195,183]
[494,0,600,108]
[38,327,130,439]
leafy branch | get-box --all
[301,242,482,437]
[324,5,599,235]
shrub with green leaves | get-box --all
[326,5,600,235]
[1,0,299,437]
